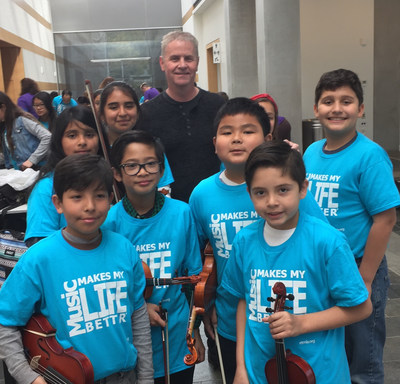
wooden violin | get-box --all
[265,282,315,384]
[184,241,218,366]
[141,261,201,300]
[22,314,94,384]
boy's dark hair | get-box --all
[315,68,363,106]
[53,154,113,199]
[110,130,165,174]
[213,97,271,137]
[62,89,72,97]
[245,141,306,190]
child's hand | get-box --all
[193,328,205,363]
[32,376,47,384]
[203,306,217,339]
[146,303,166,327]
[283,139,300,152]
[264,311,303,339]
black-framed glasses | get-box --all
[120,161,161,176]
[33,103,45,109]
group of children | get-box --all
[0,68,398,384]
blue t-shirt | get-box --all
[189,172,327,341]
[25,174,67,241]
[304,132,400,259]
[159,154,174,188]
[52,95,78,115]
[102,197,202,378]
[0,230,145,380]
[221,213,368,384]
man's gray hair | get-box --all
[161,31,199,57]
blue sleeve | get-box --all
[188,186,209,248]
[183,210,203,276]
[300,190,328,223]
[158,154,174,187]
[220,236,245,299]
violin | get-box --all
[141,261,201,300]
[184,241,218,366]
[265,282,315,384]
[22,314,94,384]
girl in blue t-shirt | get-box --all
[25,106,107,246]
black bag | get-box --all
[0,229,27,287]
[0,184,27,213]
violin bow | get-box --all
[213,325,226,384]
[84,79,121,202]
[159,302,170,384]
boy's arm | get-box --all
[131,303,154,384]
[358,208,397,292]
[0,324,42,384]
[233,299,249,384]
[266,298,372,339]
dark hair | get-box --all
[32,92,56,132]
[245,141,306,190]
[213,97,271,136]
[93,89,103,100]
[77,96,90,105]
[110,130,165,174]
[0,91,35,153]
[53,154,113,199]
[314,68,363,105]
[50,91,59,100]
[62,90,72,97]
[99,81,141,124]
[35,106,107,180]
[20,78,39,96]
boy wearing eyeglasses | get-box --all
[103,130,203,384]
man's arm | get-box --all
[358,208,397,292]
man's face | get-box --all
[62,94,72,104]
[159,40,199,89]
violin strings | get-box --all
[26,354,70,384]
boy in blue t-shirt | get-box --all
[303,69,400,383]
[0,154,153,384]
[221,141,371,383]
[189,98,327,383]
[103,130,203,384]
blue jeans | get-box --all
[345,256,390,384]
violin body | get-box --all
[265,349,316,384]
[22,314,94,384]
[265,282,315,384]
[193,242,217,311]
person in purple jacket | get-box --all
[17,78,40,118]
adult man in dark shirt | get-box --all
[138,31,225,202]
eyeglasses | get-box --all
[33,103,45,109]
[120,161,161,176]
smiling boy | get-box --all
[303,68,400,383]
[0,154,153,384]
[103,130,203,384]
[221,141,371,383]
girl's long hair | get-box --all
[33,92,57,132]
[0,91,37,154]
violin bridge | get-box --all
[30,355,41,370]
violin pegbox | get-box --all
[266,282,294,314]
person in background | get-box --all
[93,89,103,114]
[77,96,91,108]
[17,78,40,118]
[251,93,291,141]
[98,76,115,89]
[0,91,50,171]
[140,82,160,102]
[52,90,78,115]
[32,91,57,132]
[137,31,225,202]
